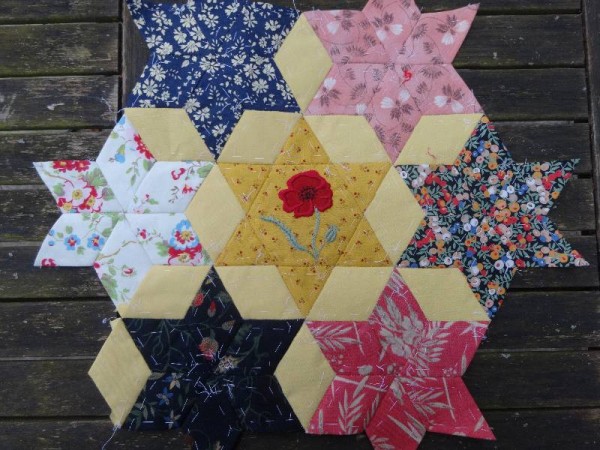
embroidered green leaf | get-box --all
[65,225,73,234]
[76,246,85,255]
[261,215,308,252]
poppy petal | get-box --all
[294,200,315,218]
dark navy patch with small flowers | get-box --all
[397,118,587,317]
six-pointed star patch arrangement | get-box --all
[33,0,588,449]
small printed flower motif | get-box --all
[192,292,204,308]
[374,14,403,42]
[62,179,93,208]
[437,15,470,46]
[215,355,239,374]
[133,134,154,159]
[53,160,76,172]
[138,229,148,240]
[64,234,81,251]
[122,266,135,277]
[156,387,174,406]
[381,90,413,121]
[198,337,218,360]
[279,170,334,218]
[169,220,200,250]
[86,234,105,250]
[171,168,186,180]
[207,301,217,318]
[434,85,465,113]
[165,373,182,390]
[41,258,57,267]
[72,160,91,172]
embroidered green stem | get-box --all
[260,215,308,253]
[261,209,338,262]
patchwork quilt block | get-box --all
[33,0,589,449]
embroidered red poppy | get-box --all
[278,170,333,218]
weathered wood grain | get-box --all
[1,351,597,417]
[0,23,119,77]
[583,0,600,262]
[0,178,592,243]
[497,122,592,174]
[456,14,584,68]
[0,123,590,186]
[485,291,600,350]
[0,301,112,358]
[511,236,599,289]
[0,76,119,130]
[270,0,582,14]
[1,409,598,449]
[460,68,589,121]
[0,130,110,185]
[1,291,597,359]
[0,0,119,24]
[1,235,597,300]
[0,246,105,299]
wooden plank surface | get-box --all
[1,409,599,449]
[583,0,600,258]
[0,76,119,130]
[0,130,110,185]
[0,0,119,24]
[0,23,119,76]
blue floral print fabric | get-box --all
[397,117,587,317]
[126,0,301,156]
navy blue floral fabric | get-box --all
[126,0,301,156]
[123,269,303,446]
[397,117,587,317]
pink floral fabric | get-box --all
[306,0,482,161]
[306,269,493,446]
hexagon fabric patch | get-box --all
[33,0,590,449]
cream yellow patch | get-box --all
[218,110,301,163]
[186,166,245,261]
[365,167,425,263]
[398,268,490,322]
[125,108,214,162]
[274,15,333,111]
[305,115,390,163]
[396,114,484,165]
[88,319,151,426]
[216,265,302,319]
[307,266,394,320]
[118,266,210,319]
[274,324,335,429]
